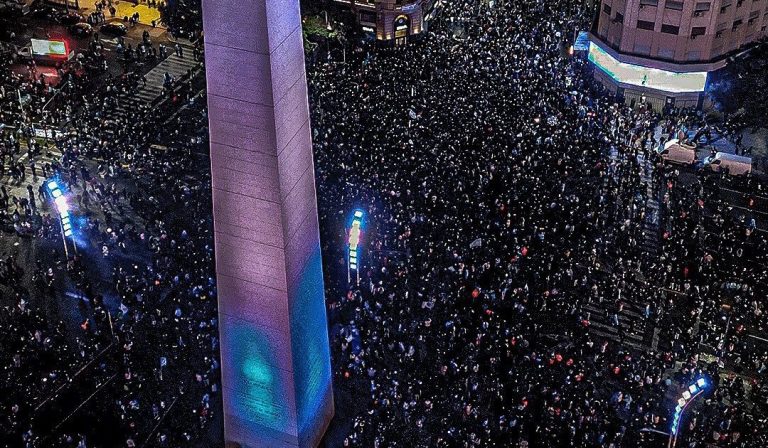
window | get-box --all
[695,2,711,11]
[634,42,652,55]
[615,12,624,23]
[666,1,684,10]
[715,23,727,36]
[661,23,681,34]
[720,2,732,13]
[603,3,612,14]
[360,11,377,23]
[691,26,707,37]
[658,48,675,59]
[686,50,702,60]
[640,0,659,6]
[732,19,743,30]
[637,19,656,30]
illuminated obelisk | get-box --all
[202,0,334,446]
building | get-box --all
[334,0,431,44]
[202,0,334,446]
[590,0,768,109]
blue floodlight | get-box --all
[51,188,62,198]
[47,181,58,191]
[696,378,706,388]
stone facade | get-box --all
[202,0,334,446]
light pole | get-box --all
[668,377,708,448]
[347,209,364,285]
[46,179,76,258]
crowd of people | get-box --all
[0,2,216,447]
[307,0,768,446]
[1,0,767,446]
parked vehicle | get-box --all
[69,22,93,37]
[100,22,127,36]
[29,5,59,21]
[56,11,84,26]
[704,152,752,176]
[659,139,696,165]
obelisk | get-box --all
[202,0,334,446]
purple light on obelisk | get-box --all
[202,0,334,446]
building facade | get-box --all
[590,0,768,109]
[334,0,430,44]
[202,0,334,446]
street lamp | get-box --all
[668,377,708,448]
[347,209,364,285]
[46,179,76,257]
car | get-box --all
[704,152,752,176]
[29,5,59,21]
[69,22,93,37]
[15,45,32,62]
[100,22,127,36]
[658,139,696,166]
[56,11,84,26]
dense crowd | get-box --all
[1,0,767,446]
[0,4,216,447]
[307,0,768,446]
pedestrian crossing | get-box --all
[583,142,667,353]
[135,50,200,103]
[0,147,64,204]
[16,147,63,179]
[100,42,200,122]
[637,152,661,257]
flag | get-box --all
[470,238,482,249]
[160,357,167,367]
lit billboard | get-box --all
[30,39,68,58]
[588,41,707,93]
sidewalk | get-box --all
[78,0,163,28]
